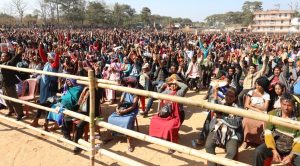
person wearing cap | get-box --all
[149,74,188,154]
[31,43,60,127]
[105,77,139,152]
[0,46,25,121]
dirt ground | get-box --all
[0,90,255,166]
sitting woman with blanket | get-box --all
[149,74,188,154]
[46,79,83,131]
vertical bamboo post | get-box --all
[88,70,96,166]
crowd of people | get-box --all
[0,27,300,165]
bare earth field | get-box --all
[0,90,254,166]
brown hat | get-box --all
[166,74,181,84]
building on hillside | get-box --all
[252,10,296,33]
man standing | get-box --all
[0,46,24,121]
[253,93,300,166]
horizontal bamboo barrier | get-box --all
[1,65,298,165]
[0,114,90,151]
[0,94,91,123]
[0,114,145,166]
[0,64,118,85]
[0,95,247,166]
[78,140,147,166]
[0,86,143,165]
[96,121,249,166]
[80,81,300,131]
[0,92,249,165]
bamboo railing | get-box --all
[0,64,117,85]
[1,65,299,166]
[76,80,300,131]
[0,91,249,166]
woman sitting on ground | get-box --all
[243,76,270,148]
[205,87,243,166]
[149,74,188,154]
[104,77,139,152]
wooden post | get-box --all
[88,70,96,166]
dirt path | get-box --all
[0,90,254,166]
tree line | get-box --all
[0,0,193,28]
[204,1,263,28]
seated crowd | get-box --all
[0,27,300,165]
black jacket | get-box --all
[1,53,22,86]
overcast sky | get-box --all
[0,0,295,22]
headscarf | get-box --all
[63,78,78,94]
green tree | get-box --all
[141,7,151,25]
[111,3,136,27]
[241,1,263,26]
[86,1,107,25]
[60,0,86,25]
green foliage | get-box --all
[2,0,202,28]
[141,7,151,25]
[85,1,107,24]
[204,1,263,27]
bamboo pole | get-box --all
[0,91,248,165]
[0,114,90,151]
[0,65,117,85]
[78,81,300,131]
[0,64,88,81]
[88,70,96,166]
[78,139,146,166]
[96,121,249,166]
[0,92,146,166]
[0,94,90,123]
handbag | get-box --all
[158,102,172,118]
[273,130,294,154]
[158,91,177,118]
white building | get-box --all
[252,10,295,33]
[290,17,300,32]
